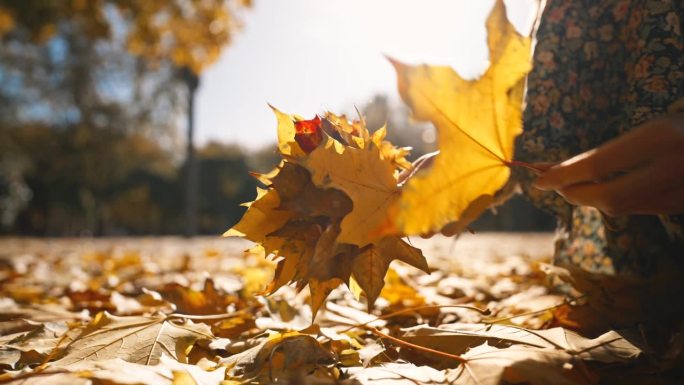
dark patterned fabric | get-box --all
[513,0,684,277]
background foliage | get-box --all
[0,1,553,236]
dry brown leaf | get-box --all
[9,355,227,385]
[77,358,174,384]
[52,312,213,366]
[401,323,641,364]
[0,302,89,323]
[269,162,353,220]
[347,362,447,384]
[0,350,20,370]
[221,331,334,381]
[351,238,428,308]
[303,137,398,248]
[0,321,69,368]
[1,371,91,385]
[449,343,587,385]
[158,279,239,315]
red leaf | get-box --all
[294,116,323,153]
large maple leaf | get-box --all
[383,0,532,236]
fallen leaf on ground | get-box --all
[221,331,335,382]
[52,312,213,366]
[449,343,587,385]
[401,323,640,364]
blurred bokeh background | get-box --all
[0,0,554,236]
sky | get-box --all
[195,0,537,149]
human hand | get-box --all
[533,114,684,216]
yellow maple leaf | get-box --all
[371,125,413,172]
[351,237,428,310]
[223,188,293,243]
[270,105,307,159]
[303,138,398,247]
[385,0,532,235]
[268,162,352,220]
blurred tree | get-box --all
[246,144,281,174]
[197,142,256,234]
[0,0,250,73]
[0,0,250,235]
[1,124,179,235]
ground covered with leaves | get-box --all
[2,234,675,385]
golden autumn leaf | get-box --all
[303,138,399,247]
[270,105,307,158]
[268,162,352,220]
[221,331,334,381]
[371,125,413,172]
[384,0,532,236]
[222,188,293,243]
[351,237,428,307]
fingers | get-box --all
[534,149,600,190]
[534,117,683,191]
[555,151,684,216]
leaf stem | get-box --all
[504,160,545,173]
[482,295,584,324]
[365,326,468,364]
[167,312,237,321]
[335,304,490,335]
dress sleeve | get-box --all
[623,1,683,127]
[623,2,684,240]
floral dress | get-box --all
[512,0,684,322]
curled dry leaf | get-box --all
[0,321,69,368]
[221,331,334,382]
[158,278,238,315]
